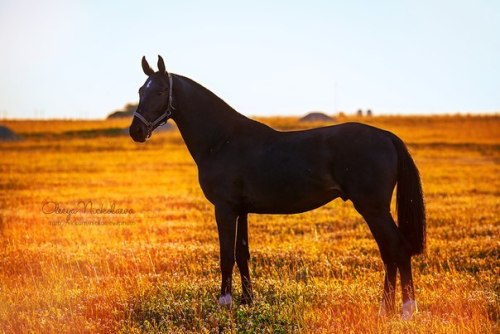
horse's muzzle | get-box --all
[129,122,147,143]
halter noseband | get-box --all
[133,72,175,138]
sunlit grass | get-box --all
[0,115,498,333]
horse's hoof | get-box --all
[379,301,394,317]
[218,293,232,308]
[401,300,417,320]
[240,295,253,306]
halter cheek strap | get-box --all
[133,73,175,137]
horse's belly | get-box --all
[244,183,345,214]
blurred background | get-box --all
[0,0,499,119]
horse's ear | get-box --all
[157,55,167,74]
[142,56,155,76]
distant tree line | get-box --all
[107,103,138,119]
[107,103,373,120]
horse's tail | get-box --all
[392,135,426,256]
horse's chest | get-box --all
[197,165,241,205]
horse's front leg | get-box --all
[215,205,237,307]
[236,214,253,304]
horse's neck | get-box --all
[171,75,254,164]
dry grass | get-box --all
[0,115,498,333]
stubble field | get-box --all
[0,115,498,333]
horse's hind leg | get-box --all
[399,255,417,319]
[353,203,416,318]
[382,262,397,316]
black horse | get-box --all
[129,56,426,319]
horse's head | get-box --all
[129,55,174,142]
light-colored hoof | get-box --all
[401,300,417,320]
[218,293,232,308]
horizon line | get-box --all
[1,111,499,122]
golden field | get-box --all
[0,115,498,333]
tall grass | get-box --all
[0,115,498,333]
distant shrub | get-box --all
[107,103,138,119]
[300,112,335,123]
[0,125,20,141]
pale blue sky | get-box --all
[0,0,498,119]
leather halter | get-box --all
[133,73,175,138]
